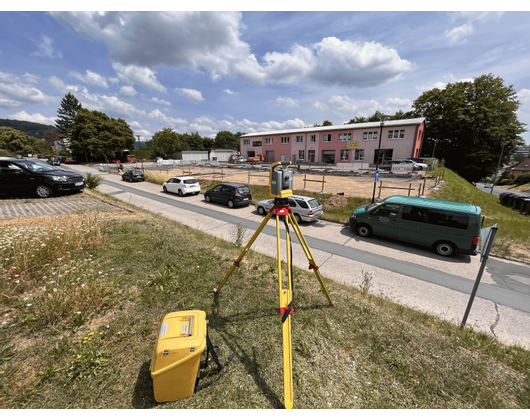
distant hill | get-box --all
[0,118,57,139]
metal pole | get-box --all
[490,142,507,195]
[461,226,498,329]
[371,115,391,203]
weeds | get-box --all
[360,270,372,294]
[228,222,248,248]
[84,172,103,190]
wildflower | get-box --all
[88,332,94,336]
[77,355,82,359]
[81,284,86,288]
[53,288,57,292]
[57,258,63,261]
[98,271,102,275]
[99,332,103,335]
[76,311,81,314]
[26,304,32,307]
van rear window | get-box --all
[237,186,250,194]
[402,206,469,229]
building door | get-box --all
[322,150,335,164]
[374,149,393,164]
[308,150,315,163]
[292,154,297,163]
[266,151,275,162]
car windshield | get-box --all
[183,178,198,184]
[307,199,321,208]
[17,161,60,173]
[365,201,383,211]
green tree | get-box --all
[148,128,187,157]
[44,129,59,151]
[411,74,526,182]
[70,109,135,162]
[214,131,238,149]
[0,127,32,154]
[513,152,526,163]
[55,93,82,150]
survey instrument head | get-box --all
[270,161,293,199]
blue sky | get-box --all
[1,7,530,145]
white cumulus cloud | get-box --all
[32,35,62,59]
[112,63,166,92]
[0,71,58,107]
[445,23,473,46]
[8,110,56,126]
[276,97,299,107]
[69,70,109,88]
[175,88,204,104]
[119,86,137,97]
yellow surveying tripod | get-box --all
[213,161,335,409]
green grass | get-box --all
[1,200,529,408]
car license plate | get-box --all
[243,198,249,201]
[75,181,84,186]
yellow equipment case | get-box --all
[150,310,207,403]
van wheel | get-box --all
[36,185,52,198]
[227,200,234,208]
[257,206,266,215]
[434,241,456,257]
[356,224,372,237]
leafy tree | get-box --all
[214,131,238,149]
[411,74,526,182]
[70,109,135,162]
[44,129,60,151]
[345,110,414,125]
[55,93,82,150]
[513,152,526,163]
[148,128,187,157]
[181,132,208,151]
[514,172,530,186]
[0,127,32,154]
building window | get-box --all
[340,150,349,160]
[355,149,365,160]
[299,150,305,160]
[243,139,250,146]
[323,134,331,142]
[253,141,262,146]
[363,132,377,140]
[281,137,289,144]
[265,138,273,145]
[296,136,303,143]
[388,130,405,139]
[339,133,351,142]
[310,135,316,143]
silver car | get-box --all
[255,195,323,223]
[162,176,200,196]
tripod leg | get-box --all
[214,211,274,293]
[277,214,293,409]
[286,213,335,306]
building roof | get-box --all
[512,157,530,170]
[240,117,426,138]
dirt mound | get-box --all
[324,194,348,208]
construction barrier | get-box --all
[300,174,327,194]
[377,180,425,198]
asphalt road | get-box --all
[67,164,530,349]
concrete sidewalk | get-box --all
[70,163,530,350]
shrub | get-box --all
[514,172,530,186]
[84,172,103,190]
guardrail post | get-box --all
[408,183,412,196]
[378,181,382,198]
[422,178,426,195]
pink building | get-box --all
[240,118,426,164]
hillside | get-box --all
[0,118,57,138]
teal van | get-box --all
[349,196,482,256]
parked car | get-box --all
[0,157,85,198]
[349,195,481,257]
[204,182,252,208]
[379,160,422,171]
[109,158,121,164]
[163,176,200,196]
[401,159,427,170]
[255,195,323,223]
[37,154,46,159]
[408,157,427,164]
[47,156,61,166]
[65,157,76,164]
[122,170,145,182]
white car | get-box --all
[401,159,428,170]
[255,195,323,223]
[162,176,200,196]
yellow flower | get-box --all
[99,332,103,335]
[83,341,87,344]
[88,332,94,336]
[77,355,82,359]
[84,337,88,340]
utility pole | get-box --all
[136,134,144,171]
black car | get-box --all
[37,154,46,159]
[47,156,61,166]
[122,170,145,182]
[0,157,85,198]
[204,182,252,208]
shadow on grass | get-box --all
[131,360,157,409]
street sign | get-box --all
[375,170,380,183]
